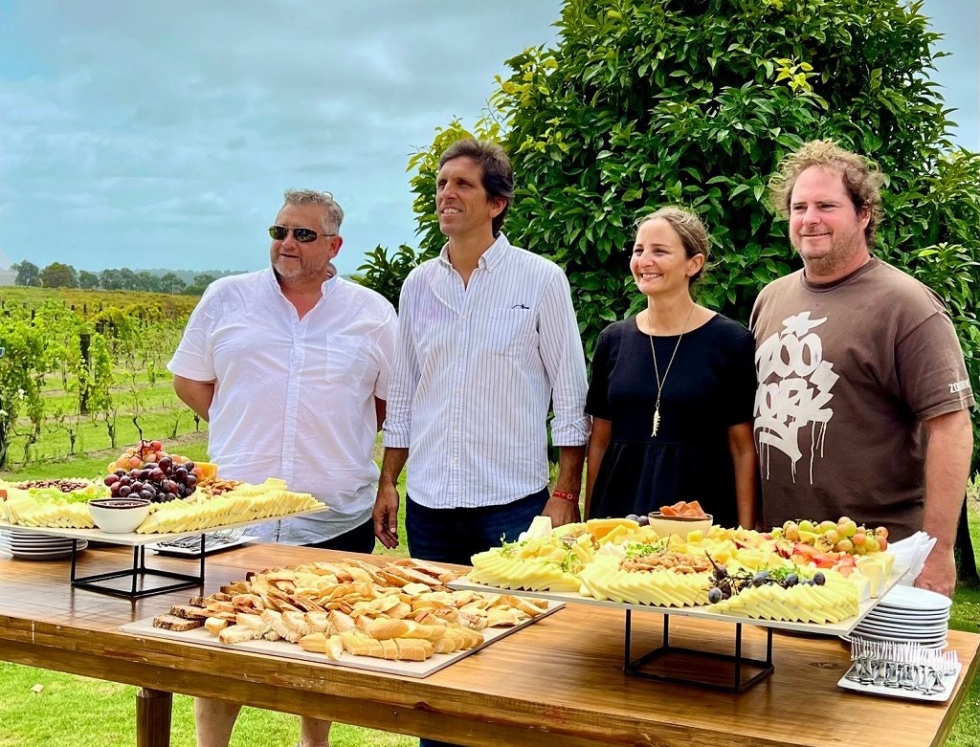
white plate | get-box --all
[852,628,948,642]
[6,540,88,551]
[0,536,78,546]
[838,661,961,702]
[865,610,949,623]
[854,625,948,638]
[5,530,70,539]
[846,632,947,645]
[876,586,953,612]
[0,539,71,547]
[2,540,88,559]
[861,617,949,630]
[855,622,947,634]
[7,551,76,560]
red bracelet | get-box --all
[552,490,579,503]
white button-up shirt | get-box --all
[384,233,590,508]
[168,269,397,544]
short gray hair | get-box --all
[283,189,345,233]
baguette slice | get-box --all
[204,617,229,635]
[219,625,265,644]
[393,637,434,662]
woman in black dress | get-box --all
[585,207,757,529]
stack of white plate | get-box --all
[0,530,88,560]
[851,585,951,648]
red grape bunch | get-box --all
[104,455,199,503]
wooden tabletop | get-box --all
[0,543,977,747]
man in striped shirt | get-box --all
[374,138,590,577]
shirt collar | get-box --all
[437,232,511,272]
[264,266,338,300]
[800,256,878,292]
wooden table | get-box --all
[0,543,977,747]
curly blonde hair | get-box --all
[768,139,885,248]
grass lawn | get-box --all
[1,452,978,746]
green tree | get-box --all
[182,273,218,297]
[100,268,124,290]
[78,270,100,289]
[39,262,78,288]
[12,260,41,287]
[359,0,980,448]
[137,271,162,293]
[119,268,139,290]
[160,272,186,294]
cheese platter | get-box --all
[450,566,908,638]
[0,506,327,547]
[0,508,328,599]
[445,514,908,692]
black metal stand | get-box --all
[623,610,774,693]
[69,536,206,599]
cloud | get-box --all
[1,0,976,276]
[0,0,563,273]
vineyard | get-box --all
[0,287,206,469]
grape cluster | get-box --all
[774,516,889,554]
[705,555,826,604]
[104,456,198,503]
[624,513,651,527]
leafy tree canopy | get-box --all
[358,0,979,455]
[12,261,41,287]
[78,270,100,290]
[39,262,79,289]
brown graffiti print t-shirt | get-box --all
[750,258,974,540]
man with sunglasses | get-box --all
[169,189,397,747]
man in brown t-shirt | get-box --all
[751,140,975,597]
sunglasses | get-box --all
[268,225,336,243]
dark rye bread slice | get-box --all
[152,613,205,632]
[169,604,210,619]
[189,592,233,607]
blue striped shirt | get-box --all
[383,233,590,508]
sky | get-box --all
[1,0,977,277]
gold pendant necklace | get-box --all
[649,304,696,437]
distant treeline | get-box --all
[9,261,244,295]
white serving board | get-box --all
[120,600,564,678]
[450,568,907,637]
[838,661,961,702]
[0,506,328,548]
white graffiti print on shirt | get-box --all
[754,312,839,483]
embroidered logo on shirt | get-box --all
[754,312,838,484]
[511,303,530,309]
[950,380,972,394]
